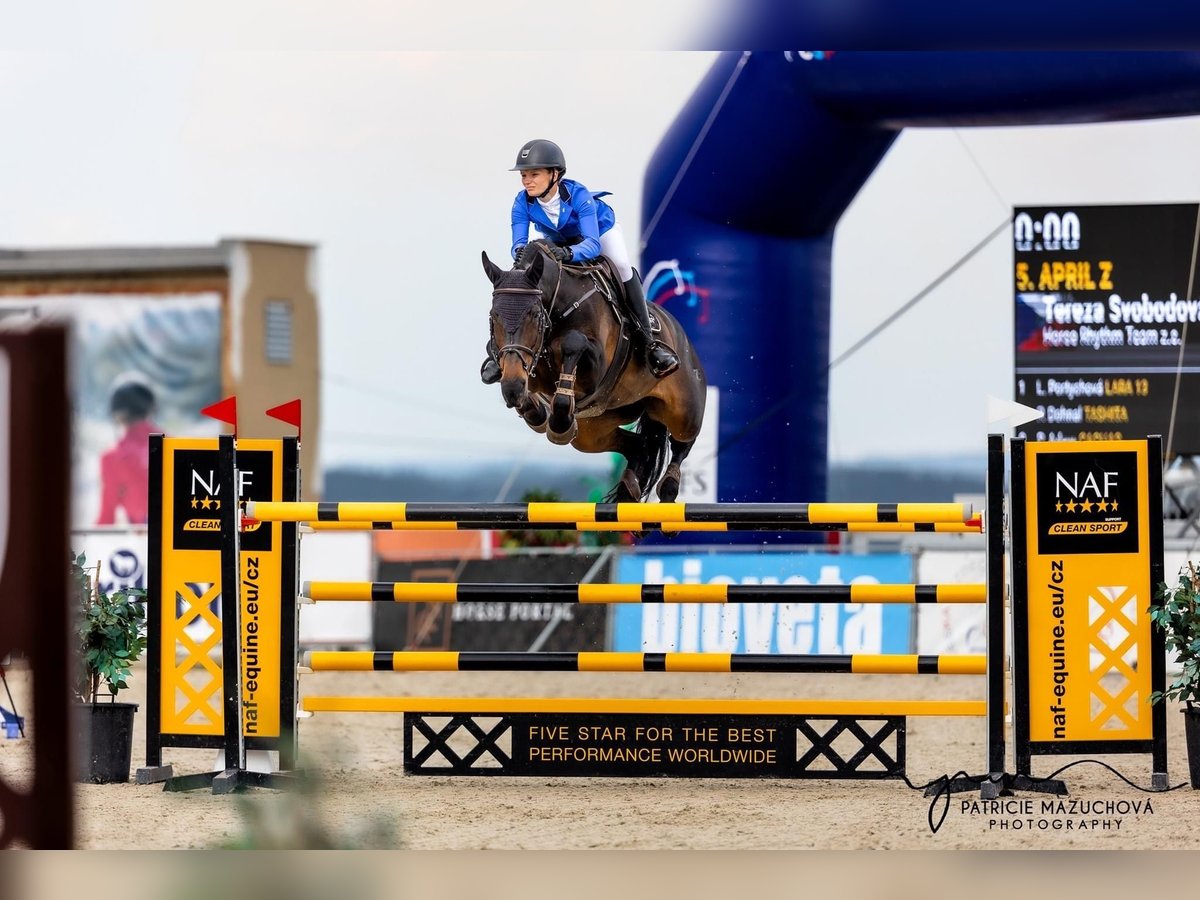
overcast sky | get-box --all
[5,44,1200,473]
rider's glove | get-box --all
[551,245,573,264]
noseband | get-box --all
[492,287,549,374]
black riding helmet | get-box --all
[510,139,566,174]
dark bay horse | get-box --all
[482,241,706,502]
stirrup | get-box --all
[480,357,501,384]
[647,342,680,378]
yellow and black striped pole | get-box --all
[301,580,986,604]
[300,519,983,534]
[248,500,976,526]
[303,650,986,675]
[301,695,989,717]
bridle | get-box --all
[492,256,593,377]
[492,287,550,375]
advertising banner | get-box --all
[915,550,986,655]
[676,386,719,503]
[147,437,293,766]
[71,530,150,596]
[373,554,610,652]
[298,532,373,646]
[0,293,222,528]
[1013,438,1164,764]
[613,552,914,654]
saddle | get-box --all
[544,248,664,335]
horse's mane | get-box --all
[513,240,557,270]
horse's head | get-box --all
[482,249,548,408]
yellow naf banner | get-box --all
[1011,437,1166,781]
[143,436,298,777]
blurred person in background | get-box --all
[95,372,159,525]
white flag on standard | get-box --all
[986,394,1043,429]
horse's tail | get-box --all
[605,413,671,502]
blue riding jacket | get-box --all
[510,178,616,262]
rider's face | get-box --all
[521,168,556,197]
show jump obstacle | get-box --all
[140,430,1168,794]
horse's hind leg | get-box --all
[656,437,696,502]
[575,417,647,502]
[606,428,648,502]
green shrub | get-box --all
[71,551,147,703]
[1150,561,1200,706]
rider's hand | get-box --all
[513,245,526,261]
[551,245,573,263]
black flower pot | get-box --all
[1185,705,1200,790]
[75,701,138,784]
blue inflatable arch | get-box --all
[642,51,1200,511]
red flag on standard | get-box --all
[200,396,238,432]
[265,399,302,440]
[265,399,301,427]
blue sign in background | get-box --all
[612,553,914,654]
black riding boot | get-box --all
[623,272,679,378]
[480,335,501,384]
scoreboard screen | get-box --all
[1014,203,1200,453]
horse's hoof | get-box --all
[547,420,578,445]
[615,470,642,503]
[521,400,550,433]
[656,464,682,503]
[656,477,680,503]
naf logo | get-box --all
[1036,451,1140,555]
[172,449,274,551]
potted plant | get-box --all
[72,551,147,783]
[1150,561,1200,788]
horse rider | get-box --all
[480,138,680,384]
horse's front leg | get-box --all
[547,332,590,445]
[516,392,549,433]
